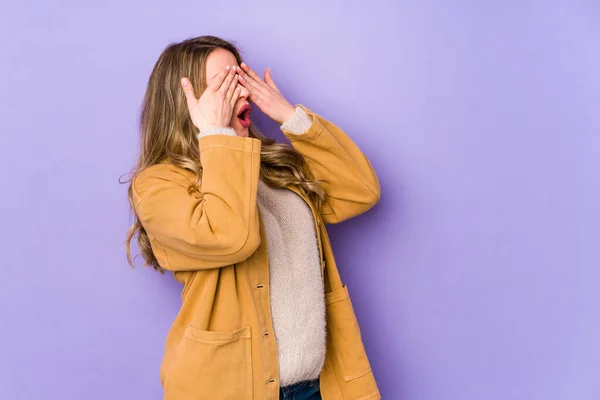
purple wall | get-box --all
[1,1,599,399]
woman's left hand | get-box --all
[236,62,296,125]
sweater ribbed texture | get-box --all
[257,180,326,387]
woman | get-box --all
[125,35,381,400]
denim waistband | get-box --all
[280,378,319,396]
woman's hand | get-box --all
[181,66,244,134]
[236,63,296,125]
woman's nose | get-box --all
[238,84,250,100]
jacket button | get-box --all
[255,284,264,289]
[266,378,276,384]
[263,331,269,336]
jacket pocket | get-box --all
[326,285,373,381]
[164,325,253,399]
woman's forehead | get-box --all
[205,48,238,80]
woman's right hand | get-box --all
[181,66,243,134]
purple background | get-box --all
[1,1,599,399]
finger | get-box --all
[180,78,198,108]
[237,69,267,94]
[219,67,237,95]
[264,68,278,90]
[240,62,263,83]
[246,84,261,103]
[225,74,239,101]
[230,85,242,107]
[207,66,231,91]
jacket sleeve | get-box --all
[281,106,381,224]
[132,134,262,271]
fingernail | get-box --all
[226,66,230,70]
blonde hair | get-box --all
[123,35,325,272]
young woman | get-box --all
[125,35,381,400]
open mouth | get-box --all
[237,104,252,128]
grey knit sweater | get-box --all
[198,107,326,387]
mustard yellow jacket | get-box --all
[132,107,381,400]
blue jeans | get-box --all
[279,378,321,400]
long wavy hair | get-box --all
[123,35,326,272]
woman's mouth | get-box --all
[237,104,252,128]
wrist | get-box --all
[279,105,296,125]
[199,122,228,133]
[197,126,237,138]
